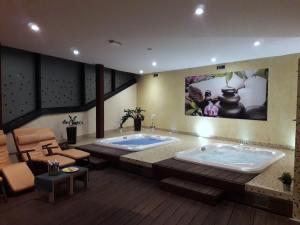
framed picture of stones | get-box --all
[185,68,268,120]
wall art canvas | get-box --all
[185,68,268,120]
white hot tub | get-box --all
[175,143,285,173]
[95,133,179,151]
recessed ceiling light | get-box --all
[195,7,204,15]
[108,40,122,47]
[73,49,80,55]
[254,41,261,47]
[211,57,217,63]
[28,22,40,32]
[139,70,144,74]
[152,61,157,67]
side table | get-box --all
[35,167,89,203]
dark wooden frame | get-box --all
[0,45,137,133]
[96,64,104,138]
[0,43,3,130]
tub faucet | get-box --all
[150,114,156,131]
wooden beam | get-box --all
[0,43,2,130]
[96,64,104,138]
[293,58,300,219]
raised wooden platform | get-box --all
[153,158,258,192]
[160,177,224,205]
[88,156,109,170]
[76,144,128,164]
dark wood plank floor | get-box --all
[0,168,298,225]
[153,158,258,192]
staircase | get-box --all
[160,177,224,205]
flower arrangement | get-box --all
[62,115,83,144]
[278,172,293,191]
[62,115,83,127]
[120,107,145,131]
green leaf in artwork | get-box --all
[253,69,268,79]
[186,108,196,115]
[190,101,197,109]
[235,71,248,80]
[225,72,233,83]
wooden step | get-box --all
[88,157,109,170]
[160,177,224,205]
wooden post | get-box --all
[294,58,300,219]
[95,64,104,138]
[0,43,2,130]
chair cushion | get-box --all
[39,130,55,142]
[36,155,75,167]
[17,134,40,145]
[58,149,90,160]
[2,162,34,192]
[0,135,7,146]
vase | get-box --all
[134,119,142,131]
[66,127,77,144]
[283,183,291,192]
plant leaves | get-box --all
[186,108,196,115]
[235,71,248,80]
[225,72,233,83]
[253,69,268,79]
[190,101,197,109]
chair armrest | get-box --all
[19,149,35,161]
[42,144,59,155]
[42,144,59,149]
[42,143,53,149]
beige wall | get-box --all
[6,84,137,153]
[137,54,300,148]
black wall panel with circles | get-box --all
[0,46,137,132]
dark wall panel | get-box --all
[41,55,81,108]
[115,71,135,87]
[0,45,137,132]
[85,64,96,103]
[1,47,36,123]
[104,68,112,94]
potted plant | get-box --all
[62,115,83,144]
[278,172,293,192]
[120,107,145,131]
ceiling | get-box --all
[1,0,300,74]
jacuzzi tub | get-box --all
[95,133,179,151]
[175,144,285,173]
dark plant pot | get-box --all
[134,119,142,131]
[283,183,291,192]
[67,126,77,144]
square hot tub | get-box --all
[95,133,179,151]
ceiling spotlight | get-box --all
[139,70,144,74]
[195,7,204,15]
[254,41,261,47]
[152,61,157,67]
[108,40,122,47]
[73,49,80,55]
[211,57,217,63]
[28,22,40,32]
